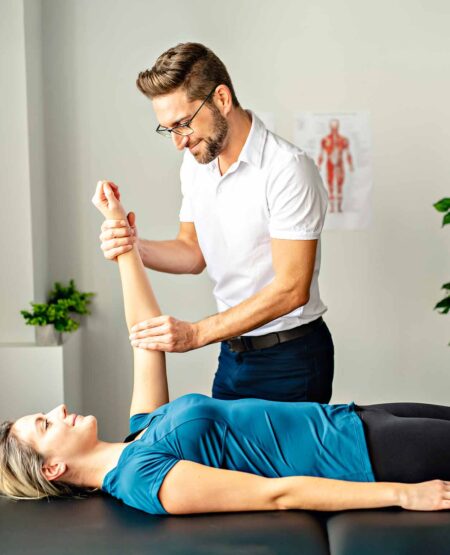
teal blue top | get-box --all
[102,393,375,515]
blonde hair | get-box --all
[136,42,240,107]
[0,420,90,501]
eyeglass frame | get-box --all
[155,85,218,138]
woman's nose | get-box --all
[47,404,67,419]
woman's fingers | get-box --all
[92,180,107,207]
[93,180,128,220]
[107,181,121,200]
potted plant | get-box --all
[47,279,95,324]
[21,280,95,346]
[433,197,450,344]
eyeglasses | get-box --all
[155,86,217,138]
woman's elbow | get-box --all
[269,478,292,511]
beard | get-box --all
[193,105,229,165]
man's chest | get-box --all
[191,175,271,264]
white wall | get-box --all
[24,0,49,303]
[0,0,35,342]
[6,0,449,440]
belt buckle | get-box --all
[242,336,252,351]
[227,337,245,353]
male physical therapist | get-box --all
[100,42,334,402]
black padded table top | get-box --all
[327,509,450,555]
[1,491,449,555]
[0,491,329,555]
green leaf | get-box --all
[47,279,95,315]
[443,282,450,290]
[434,198,450,212]
[21,280,95,331]
[443,212,450,227]
[434,296,450,314]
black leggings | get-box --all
[355,403,450,483]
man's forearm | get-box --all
[139,238,204,275]
[275,476,401,512]
[195,281,307,346]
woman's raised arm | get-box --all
[92,181,169,415]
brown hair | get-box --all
[136,42,240,107]
[0,420,90,501]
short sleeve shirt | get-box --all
[101,394,374,516]
[179,111,329,335]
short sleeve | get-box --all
[179,151,194,222]
[117,446,179,515]
[267,153,328,240]
[129,413,151,434]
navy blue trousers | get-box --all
[212,319,334,403]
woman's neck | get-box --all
[64,441,129,489]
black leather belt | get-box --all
[226,317,324,353]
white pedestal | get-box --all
[0,330,83,421]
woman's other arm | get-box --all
[92,181,169,415]
[158,461,450,514]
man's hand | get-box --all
[100,212,138,261]
[129,315,200,353]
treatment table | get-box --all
[1,490,449,554]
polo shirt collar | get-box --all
[207,109,267,173]
[238,110,267,169]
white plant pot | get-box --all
[35,324,63,346]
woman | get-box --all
[1,181,449,515]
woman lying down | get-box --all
[1,181,449,515]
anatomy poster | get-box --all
[294,112,372,230]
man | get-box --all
[100,42,334,402]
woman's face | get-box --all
[12,404,98,464]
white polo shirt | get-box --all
[179,111,328,336]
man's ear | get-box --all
[42,461,67,482]
[214,85,233,116]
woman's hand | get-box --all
[92,180,127,221]
[399,480,450,511]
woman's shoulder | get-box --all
[172,392,211,405]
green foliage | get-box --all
[434,283,450,315]
[21,280,95,333]
[433,199,450,344]
[48,279,94,315]
[433,197,450,227]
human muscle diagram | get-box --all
[317,119,354,213]
[294,112,372,230]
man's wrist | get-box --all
[136,238,148,265]
[192,318,214,348]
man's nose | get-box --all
[171,133,189,151]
